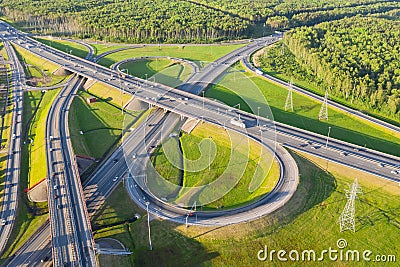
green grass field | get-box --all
[97,44,245,68]
[93,151,400,266]
[120,58,193,87]
[35,37,90,59]
[25,89,60,187]
[150,122,280,209]
[69,89,141,159]
[206,67,400,157]
[13,45,69,87]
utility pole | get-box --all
[325,126,331,148]
[319,89,329,120]
[146,202,153,250]
[208,136,212,171]
[338,179,362,232]
[284,78,294,112]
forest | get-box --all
[259,16,400,120]
[1,0,400,43]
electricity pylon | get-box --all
[284,79,294,112]
[338,178,362,232]
[319,90,329,120]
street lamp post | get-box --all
[202,91,205,121]
[146,202,153,250]
[325,126,331,148]
[257,107,260,127]
[209,136,212,171]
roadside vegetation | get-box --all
[259,16,400,124]
[2,0,400,43]
[13,45,70,87]
[92,151,400,266]
[150,122,280,209]
[206,64,400,157]
[35,37,90,59]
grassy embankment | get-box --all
[35,37,90,59]
[13,44,69,87]
[92,150,400,266]
[206,63,400,157]
[69,83,141,159]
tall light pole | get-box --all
[209,136,212,171]
[145,73,148,81]
[257,107,260,127]
[233,103,241,121]
[325,126,331,148]
[146,202,153,250]
[202,91,205,121]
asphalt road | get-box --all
[0,40,25,255]
[45,76,96,266]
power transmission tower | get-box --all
[319,90,329,120]
[284,79,294,112]
[338,179,362,232]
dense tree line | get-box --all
[260,16,400,119]
[1,0,400,43]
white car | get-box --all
[1,219,6,226]
[113,176,119,182]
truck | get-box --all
[230,118,246,128]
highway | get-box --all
[0,40,24,255]
[45,76,96,266]
[1,19,400,265]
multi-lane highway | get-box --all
[45,76,96,266]
[0,40,25,255]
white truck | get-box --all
[230,118,246,128]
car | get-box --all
[113,158,118,163]
[53,185,57,190]
[1,219,6,226]
[391,170,399,175]
[311,145,321,149]
[378,163,384,168]
[340,151,347,156]
[113,176,119,182]
[57,204,62,209]
[54,195,58,199]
